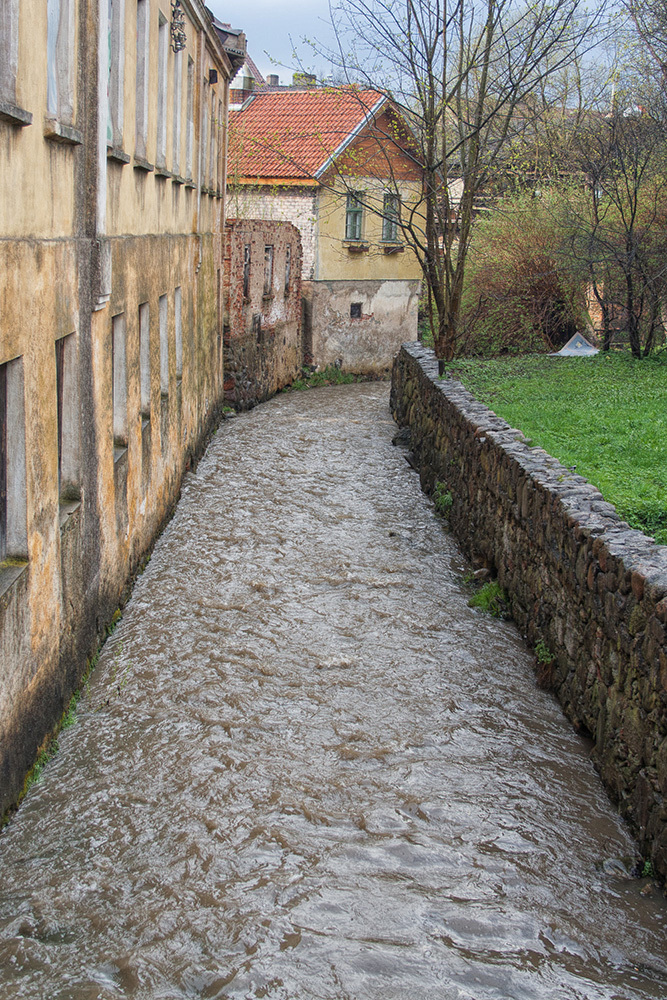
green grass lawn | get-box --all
[445,352,667,544]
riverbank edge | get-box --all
[391,342,667,879]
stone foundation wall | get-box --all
[391,342,667,877]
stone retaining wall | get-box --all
[391,342,667,877]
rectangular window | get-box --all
[382,193,400,242]
[156,12,168,168]
[112,314,127,447]
[350,302,362,319]
[135,0,149,158]
[243,244,251,298]
[217,97,223,192]
[264,246,274,296]
[139,302,150,415]
[55,333,80,502]
[345,191,363,241]
[284,246,291,293]
[0,357,27,564]
[201,81,209,188]
[172,48,182,175]
[174,286,183,380]
[107,0,125,148]
[46,0,75,124]
[159,293,169,395]
[0,0,19,107]
[209,91,216,189]
[185,56,194,179]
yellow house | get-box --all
[0,0,244,816]
[228,86,424,373]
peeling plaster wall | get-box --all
[310,278,420,374]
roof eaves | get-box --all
[313,94,387,179]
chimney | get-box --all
[267,74,279,86]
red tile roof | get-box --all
[228,88,386,181]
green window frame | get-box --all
[382,193,400,242]
[345,191,364,241]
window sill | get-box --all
[133,155,154,172]
[0,102,32,126]
[59,499,81,530]
[0,560,28,603]
[44,118,83,145]
[382,243,404,254]
[155,165,172,179]
[184,178,196,189]
[107,145,131,164]
[172,174,185,185]
[344,242,369,253]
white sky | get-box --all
[207,0,339,84]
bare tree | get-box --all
[313,0,609,364]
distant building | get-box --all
[228,86,424,374]
[0,0,244,816]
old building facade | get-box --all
[228,88,424,375]
[0,0,244,816]
[222,219,303,408]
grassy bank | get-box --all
[445,352,667,544]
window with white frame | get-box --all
[382,193,400,242]
[0,356,27,565]
[345,192,364,241]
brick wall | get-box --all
[227,186,318,278]
[223,218,303,408]
[391,342,667,879]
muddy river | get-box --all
[0,383,665,999]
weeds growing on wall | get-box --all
[446,352,667,544]
[433,482,453,517]
[468,580,510,618]
[285,365,359,390]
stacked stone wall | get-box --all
[391,342,667,877]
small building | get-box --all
[222,219,303,408]
[0,0,244,815]
[228,86,424,375]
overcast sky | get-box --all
[208,0,339,83]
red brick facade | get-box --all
[222,219,303,408]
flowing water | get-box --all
[0,383,665,1000]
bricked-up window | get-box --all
[159,293,169,395]
[345,192,363,241]
[47,0,75,125]
[243,244,251,299]
[175,286,183,380]
[0,356,27,564]
[112,314,128,448]
[55,333,80,502]
[382,193,400,242]
[284,246,291,293]
[264,246,274,296]
[350,302,362,319]
[135,0,149,158]
[156,12,168,169]
[107,0,125,148]
[185,57,194,178]
[0,0,20,109]
[139,302,150,415]
[172,49,182,175]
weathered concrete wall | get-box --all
[311,278,420,374]
[391,342,667,877]
[222,218,302,408]
[0,0,233,819]
[227,185,318,279]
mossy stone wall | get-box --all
[391,342,667,878]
